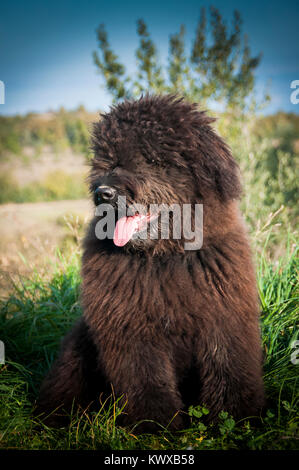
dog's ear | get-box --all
[191,130,242,201]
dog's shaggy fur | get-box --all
[36,95,265,431]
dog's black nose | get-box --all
[95,185,117,202]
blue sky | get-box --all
[0,0,299,115]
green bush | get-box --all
[0,106,96,160]
[216,112,299,231]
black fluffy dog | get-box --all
[36,95,265,432]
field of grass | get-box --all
[0,233,298,450]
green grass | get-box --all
[0,239,298,450]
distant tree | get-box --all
[93,6,263,111]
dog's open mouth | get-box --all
[113,212,158,247]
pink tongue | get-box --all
[113,216,140,247]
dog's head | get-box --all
[89,95,241,253]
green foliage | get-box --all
[0,237,298,450]
[0,117,22,155]
[253,113,299,211]
[188,405,209,419]
[40,170,88,201]
[0,106,95,160]
[217,412,236,435]
[93,25,130,101]
[93,7,262,110]
[215,112,299,230]
[0,172,19,204]
[133,19,166,96]
[0,170,88,204]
